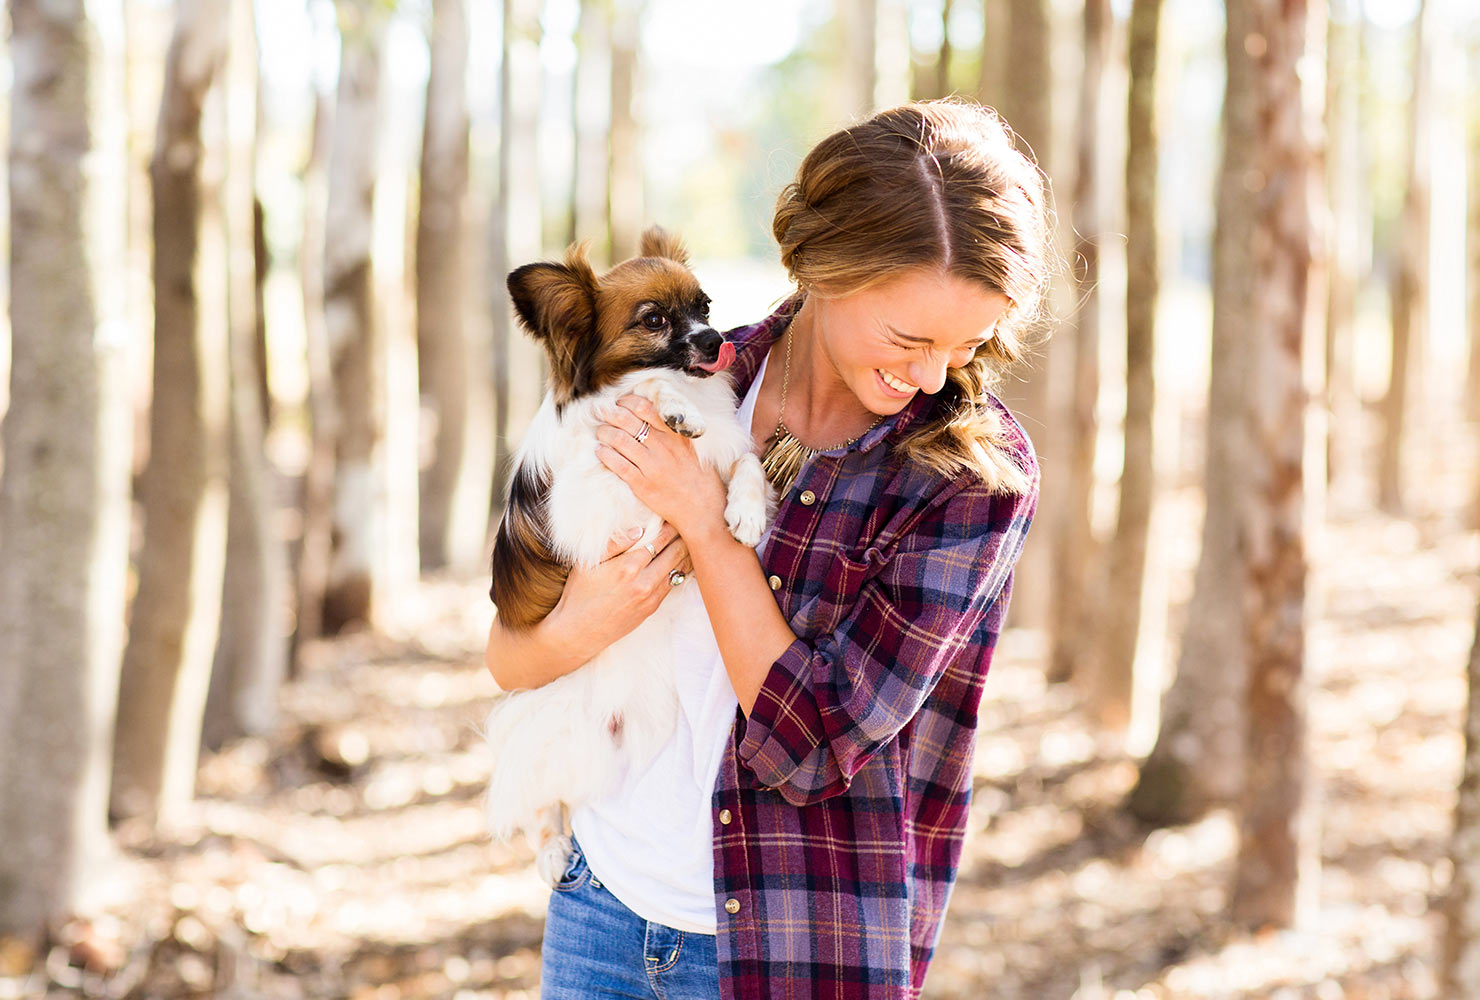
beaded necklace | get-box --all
[759,322,884,495]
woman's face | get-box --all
[811,268,1011,415]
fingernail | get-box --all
[627,527,643,539]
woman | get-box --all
[485,99,1052,999]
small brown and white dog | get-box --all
[484,227,769,885]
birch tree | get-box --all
[0,0,130,935]
[111,0,233,824]
[418,0,491,573]
[321,1,387,632]
[204,0,288,747]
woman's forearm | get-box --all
[483,609,598,691]
[686,522,799,715]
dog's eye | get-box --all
[641,312,668,331]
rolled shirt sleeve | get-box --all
[737,481,1034,806]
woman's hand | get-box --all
[593,395,729,538]
[487,523,692,691]
[551,520,693,652]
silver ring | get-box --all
[634,421,651,444]
[668,569,686,587]
[643,542,657,557]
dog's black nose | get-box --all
[690,328,722,356]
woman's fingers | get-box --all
[604,526,644,560]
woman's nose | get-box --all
[908,359,949,394]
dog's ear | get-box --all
[638,226,689,266]
[506,244,598,342]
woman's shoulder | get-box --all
[893,391,1038,511]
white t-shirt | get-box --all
[570,354,770,934]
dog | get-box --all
[484,227,769,885]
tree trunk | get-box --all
[912,0,952,101]
[1377,0,1431,515]
[293,83,336,664]
[997,0,1053,633]
[608,0,642,261]
[571,0,612,260]
[1128,0,1258,824]
[1324,2,1364,492]
[418,0,488,573]
[0,0,131,936]
[203,0,287,750]
[1048,0,1110,687]
[1229,0,1318,931]
[839,0,878,120]
[1467,37,1480,428]
[320,3,385,633]
[1445,592,1480,997]
[492,0,548,512]
[975,0,1008,111]
[111,0,233,826]
[1093,0,1161,729]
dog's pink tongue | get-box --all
[697,341,735,373]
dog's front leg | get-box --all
[527,802,575,887]
[723,453,770,547]
[631,377,706,439]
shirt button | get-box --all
[799,489,816,505]
[719,809,733,825]
[768,575,782,591]
[725,898,741,914]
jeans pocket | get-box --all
[550,839,591,894]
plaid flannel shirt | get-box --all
[711,304,1037,999]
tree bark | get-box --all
[492,0,548,511]
[418,0,488,573]
[1323,2,1364,491]
[1445,592,1480,997]
[975,0,1008,112]
[1128,0,1258,824]
[203,0,287,749]
[0,0,131,936]
[997,0,1053,633]
[840,0,878,120]
[1229,0,1318,931]
[571,0,612,260]
[1467,36,1480,428]
[608,0,642,261]
[111,0,233,826]
[1377,0,1430,515]
[293,82,337,664]
[320,2,385,633]
[1047,0,1110,687]
[1093,0,1161,728]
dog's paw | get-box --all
[662,407,705,438]
[725,494,768,548]
[535,833,575,888]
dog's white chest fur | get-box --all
[484,368,770,885]
[524,369,763,564]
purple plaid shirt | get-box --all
[710,304,1037,999]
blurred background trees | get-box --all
[1,0,1480,995]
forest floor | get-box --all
[2,480,1478,1000]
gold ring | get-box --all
[668,569,686,587]
[634,421,651,444]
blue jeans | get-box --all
[540,837,721,999]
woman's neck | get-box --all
[779,298,878,446]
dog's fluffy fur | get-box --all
[484,228,769,885]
